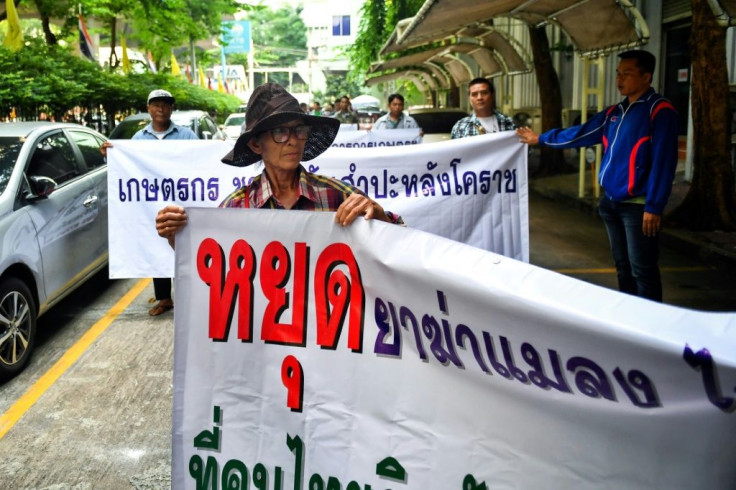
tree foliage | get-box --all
[246,5,307,67]
[347,0,423,78]
[0,39,241,130]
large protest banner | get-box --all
[107,132,527,278]
[173,208,736,489]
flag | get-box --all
[78,14,95,61]
[3,0,23,52]
[198,67,207,88]
[147,51,157,73]
[171,53,181,76]
[217,73,225,93]
[185,64,193,83]
[121,36,131,74]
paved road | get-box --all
[529,190,736,312]
[1,192,734,489]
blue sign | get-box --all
[221,21,251,54]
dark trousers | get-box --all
[598,197,662,302]
[153,277,172,301]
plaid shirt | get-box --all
[219,165,404,224]
[450,111,515,139]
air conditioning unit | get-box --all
[562,108,597,128]
[513,107,542,134]
[562,108,581,128]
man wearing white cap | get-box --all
[137,89,197,315]
[102,89,198,316]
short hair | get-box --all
[618,50,656,75]
[468,77,495,94]
[387,93,405,104]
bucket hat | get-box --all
[147,89,175,105]
[221,83,340,167]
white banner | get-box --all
[107,133,527,278]
[331,128,422,147]
[173,208,736,489]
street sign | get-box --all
[221,20,251,54]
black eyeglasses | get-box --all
[265,125,311,143]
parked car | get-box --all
[108,110,227,140]
[408,107,468,143]
[220,112,245,140]
[0,122,109,379]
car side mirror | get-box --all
[25,175,58,200]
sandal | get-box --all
[149,300,174,316]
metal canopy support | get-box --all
[578,57,606,198]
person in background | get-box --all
[310,101,322,116]
[373,93,419,130]
[332,95,358,124]
[155,83,404,250]
[451,77,515,138]
[101,89,198,316]
[299,102,309,113]
[322,103,334,117]
[516,50,678,302]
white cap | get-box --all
[147,89,175,105]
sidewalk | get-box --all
[528,168,736,276]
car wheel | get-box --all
[0,278,37,380]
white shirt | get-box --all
[477,116,500,133]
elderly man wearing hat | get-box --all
[103,89,198,316]
[155,83,403,249]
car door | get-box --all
[67,128,108,265]
[23,129,103,303]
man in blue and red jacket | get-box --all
[517,50,679,302]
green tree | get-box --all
[247,5,307,67]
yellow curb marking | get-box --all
[0,278,150,440]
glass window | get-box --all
[332,15,350,36]
[0,137,22,196]
[27,132,81,185]
[69,130,106,170]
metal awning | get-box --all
[396,0,649,57]
[368,25,532,88]
[709,0,736,26]
[367,0,649,90]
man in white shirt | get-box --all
[451,77,515,138]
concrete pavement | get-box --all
[528,168,736,277]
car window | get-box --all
[225,115,245,126]
[69,130,106,170]
[109,119,149,139]
[411,111,467,133]
[27,132,82,185]
[201,116,217,139]
[0,137,22,196]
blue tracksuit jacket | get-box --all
[538,87,679,215]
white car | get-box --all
[221,112,245,140]
[0,122,109,380]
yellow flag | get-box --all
[121,36,131,74]
[218,73,225,93]
[198,66,207,88]
[171,53,181,76]
[3,0,23,52]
